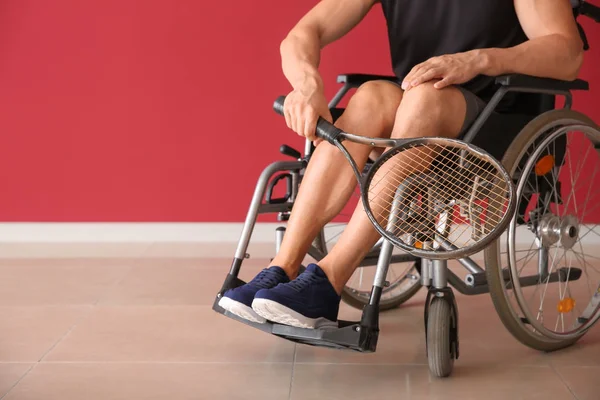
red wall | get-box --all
[0,1,598,222]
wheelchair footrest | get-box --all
[213,276,378,353]
[272,320,377,352]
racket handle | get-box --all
[273,96,343,144]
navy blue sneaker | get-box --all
[252,264,341,329]
[218,266,289,323]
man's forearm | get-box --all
[478,34,584,81]
[280,32,324,94]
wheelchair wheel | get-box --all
[485,109,600,351]
[427,297,455,378]
[311,193,422,311]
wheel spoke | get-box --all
[537,241,565,323]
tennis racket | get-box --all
[273,95,516,260]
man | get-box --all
[219,0,584,328]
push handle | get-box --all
[279,144,302,159]
[581,1,600,22]
[273,96,343,144]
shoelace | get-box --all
[250,269,285,289]
[287,271,321,293]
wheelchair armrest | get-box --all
[337,73,398,88]
[495,74,589,92]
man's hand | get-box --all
[401,50,486,91]
[283,86,332,143]
[279,0,376,143]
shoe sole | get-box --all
[252,298,337,329]
[218,296,266,324]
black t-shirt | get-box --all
[379,0,528,102]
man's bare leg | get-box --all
[317,82,468,293]
[269,81,403,279]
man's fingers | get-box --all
[283,99,293,130]
[402,64,424,89]
[434,76,454,89]
[410,68,442,87]
[292,111,302,136]
[304,112,318,141]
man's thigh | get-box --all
[332,80,403,127]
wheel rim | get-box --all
[507,123,600,340]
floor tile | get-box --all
[45,306,295,363]
[0,307,89,362]
[296,293,549,367]
[142,242,275,259]
[555,366,600,400]
[290,364,575,400]
[296,300,428,365]
[4,362,292,400]
[101,257,269,306]
[0,243,151,259]
[546,325,600,366]
[0,364,32,398]
[0,260,129,306]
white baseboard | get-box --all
[0,223,280,243]
[0,223,597,259]
[0,223,282,258]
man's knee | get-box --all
[403,81,465,112]
[342,80,403,132]
[351,80,403,112]
[399,81,467,134]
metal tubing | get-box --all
[437,237,485,274]
[290,171,299,202]
[275,227,285,254]
[369,177,405,303]
[421,259,431,287]
[328,84,351,108]
[538,246,549,281]
[373,239,394,289]
[462,86,573,144]
[457,256,485,274]
[304,139,313,158]
[234,160,306,260]
[462,88,507,143]
[432,259,448,289]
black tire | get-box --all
[484,109,600,351]
[427,298,455,378]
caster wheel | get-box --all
[427,297,455,378]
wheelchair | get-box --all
[214,1,600,378]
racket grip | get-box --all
[272,96,343,145]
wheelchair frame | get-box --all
[213,1,600,377]
[213,70,591,368]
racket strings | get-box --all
[370,147,507,204]
[366,143,510,250]
[370,164,505,233]
[368,148,507,212]
[369,155,506,222]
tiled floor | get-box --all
[0,250,598,399]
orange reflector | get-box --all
[557,297,575,313]
[414,241,423,249]
[535,155,555,176]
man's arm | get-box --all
[481,0,584,81]
[403,0,584,90]
[280,0,377,139]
